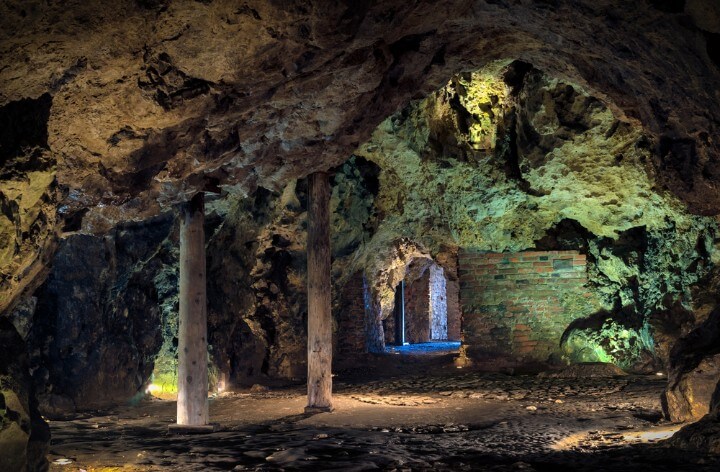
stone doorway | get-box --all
[384,258,461,354]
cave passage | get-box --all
[3,1,720,470]
[384,258,461,356]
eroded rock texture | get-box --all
[25,215,175,413]
[1,0,720,308]
[0,93,58,316]
[352,61,718,371]
[0,318,49,472]
[2,0,720,462]
[663,306,720,422]
[4,59,719,402]
[205,157,379,385]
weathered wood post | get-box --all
[306,172,333,413]
[170,192,215,432]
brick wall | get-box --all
[459,250,590,363]
[446,277,461,341]
[383,297,397,346]
[404,270,431,344]
[336,271,368,358]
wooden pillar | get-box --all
[175,193,210,428]
[306,172,333,412]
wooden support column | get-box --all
[171,193,214,432]
[306,172,333,413]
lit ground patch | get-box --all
[47,368,718,471]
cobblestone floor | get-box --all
[47,361,720,471]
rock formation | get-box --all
[2,0,720,306]
[0,318,49,472]
[2,0,720,467]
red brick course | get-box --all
[459,250,591,362]
[336,271,368,358]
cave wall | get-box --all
[665,303,720,453]
[436,250,462,341]
[663,305,720,422]
[0,93,58,316]
[16,167,377,405]
[1,0,718,420]
[204,155,380,385]
[1,0,720,463]
[10,60,718,409]
[335,271,368,362]
[0,318,49,472]
[2,0,720,315]
[353,61,718,370]
[25,215,176,413]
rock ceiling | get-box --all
[1,0,720,309]
[2,0,720,213]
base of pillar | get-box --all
[168,423,219,434]
[305,405,334,414]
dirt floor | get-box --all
[46,353,720,471]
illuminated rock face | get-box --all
[665,304,720,453]
[0,94,58,315]
[5,58,719,411]
[664,354,720,422]
[663,306,720,422]
[1,0,720,460]
[1,0,720,309]
[354,63,717,370]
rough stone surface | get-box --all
[39,364,720,471]
[404,260,431,344]
[18,154,381,411]
[0,318,49,472]
[26,215,175,413]
[3,0,720,462]
[663,306,720,422]
[2,0,720,309]
[429,263,448,340]
[539,362,628,379]
[667,412,720,455]
[8,54,718,403]
[354,63,716,324]
[663,354,720,422]
[335,271,368,362]
[205,157,380,385]
[0,93,58,316]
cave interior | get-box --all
[2,0,720,471]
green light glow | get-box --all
[562,318,654,370]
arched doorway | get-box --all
[384,257,461,354]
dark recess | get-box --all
[658,136,698,187]
[649,0,686,13]
[534,219,594,252]
[705,32,720,69]
[0,93,52,164]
